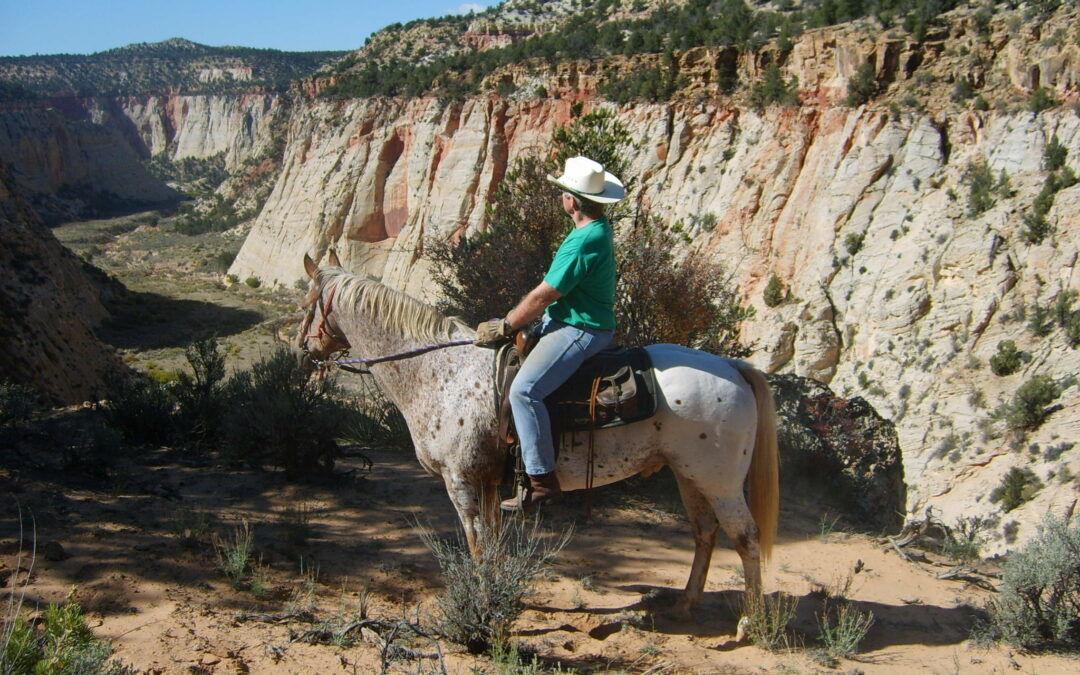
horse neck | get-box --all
[332,299,482,416]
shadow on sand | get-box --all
[522,582,985,652]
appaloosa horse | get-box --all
[299,252,778,618]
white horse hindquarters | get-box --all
[646,345,758,495]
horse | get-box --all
[298,251,779,620]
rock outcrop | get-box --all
[770,373,906,530]
[0,165,127,403]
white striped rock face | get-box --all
[232,93,1080,555]
[229,9,1080,555]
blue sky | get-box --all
[0,1,499,56]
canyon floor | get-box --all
[4,212,1077,673]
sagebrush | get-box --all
[985,515,1080,650]
[2,591,133,674]
[742,592,799,652]
[420,516,571,654]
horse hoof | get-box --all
[663,602,693,622]
[734,615,751,643]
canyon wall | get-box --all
[0,93,282,219]
[230,13,1080,552]
[0,164,127,403]
[81,93,283,167]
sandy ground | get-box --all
[6,212,1075,673]
[2,441,1078,674]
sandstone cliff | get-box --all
[230,8,1080,553]
[0,103,177,220]
[83,93,284,168]
[0,164,127,403]
[0,93,283,220]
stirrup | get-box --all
[500,486,528,512]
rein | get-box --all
[310,340,474,374]
[304,277,473,373]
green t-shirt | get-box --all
[543,218,616,330]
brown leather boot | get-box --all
[500,472,562,511]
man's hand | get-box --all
[474,318,511,347]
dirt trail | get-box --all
[2,440,1077,675]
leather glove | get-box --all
[474,318,511,347]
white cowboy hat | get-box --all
[546,156,625,204]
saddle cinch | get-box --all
[495,331,659,486]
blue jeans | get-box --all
[510,316,613,475]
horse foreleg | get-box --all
[671,472,720,620]
[443,474,494,559]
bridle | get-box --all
[300,281,351,364]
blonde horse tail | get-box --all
[733,361,779,562]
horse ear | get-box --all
[328,249,342,268]
[303,254,318,279]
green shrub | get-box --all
[763,273,785,307]
[1,592,133,674]
[420,517,570,653]
[951,79,975,103]
[1028,303,1054,337]
[0,380,38,428]
[101,374,176,446]
[244,276,261,288]
[213,521,255,589]
[973,95,990,111]
[749,64,799,110]
[1058,165,1078,189]
[1022,209,1053,245]
[221,347,352,479]
[816,601,874,660]
[990,467,1044,512]
[1044,135,1068,172]
[964,159,996,216]
[1022,174,1065,244]
[599,64,683,103]
[989,340,1022,376]
[846,62,878,106]
[214,250,237,273]
[986,515,1080,649]
[342,381,412,451]
[844,232,865,256]
[614,211,754,355]
[995,169,1015,199]
[1051,288,1076,329]
[743,592,799,651]
[174,338,228,445]
[1028,87,1058,114]
[1064,311,1080,348]
[943,516,989,563]
[1003,375,1062,431]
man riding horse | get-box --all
[474,156,625,511]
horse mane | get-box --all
[317,267,467,342]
